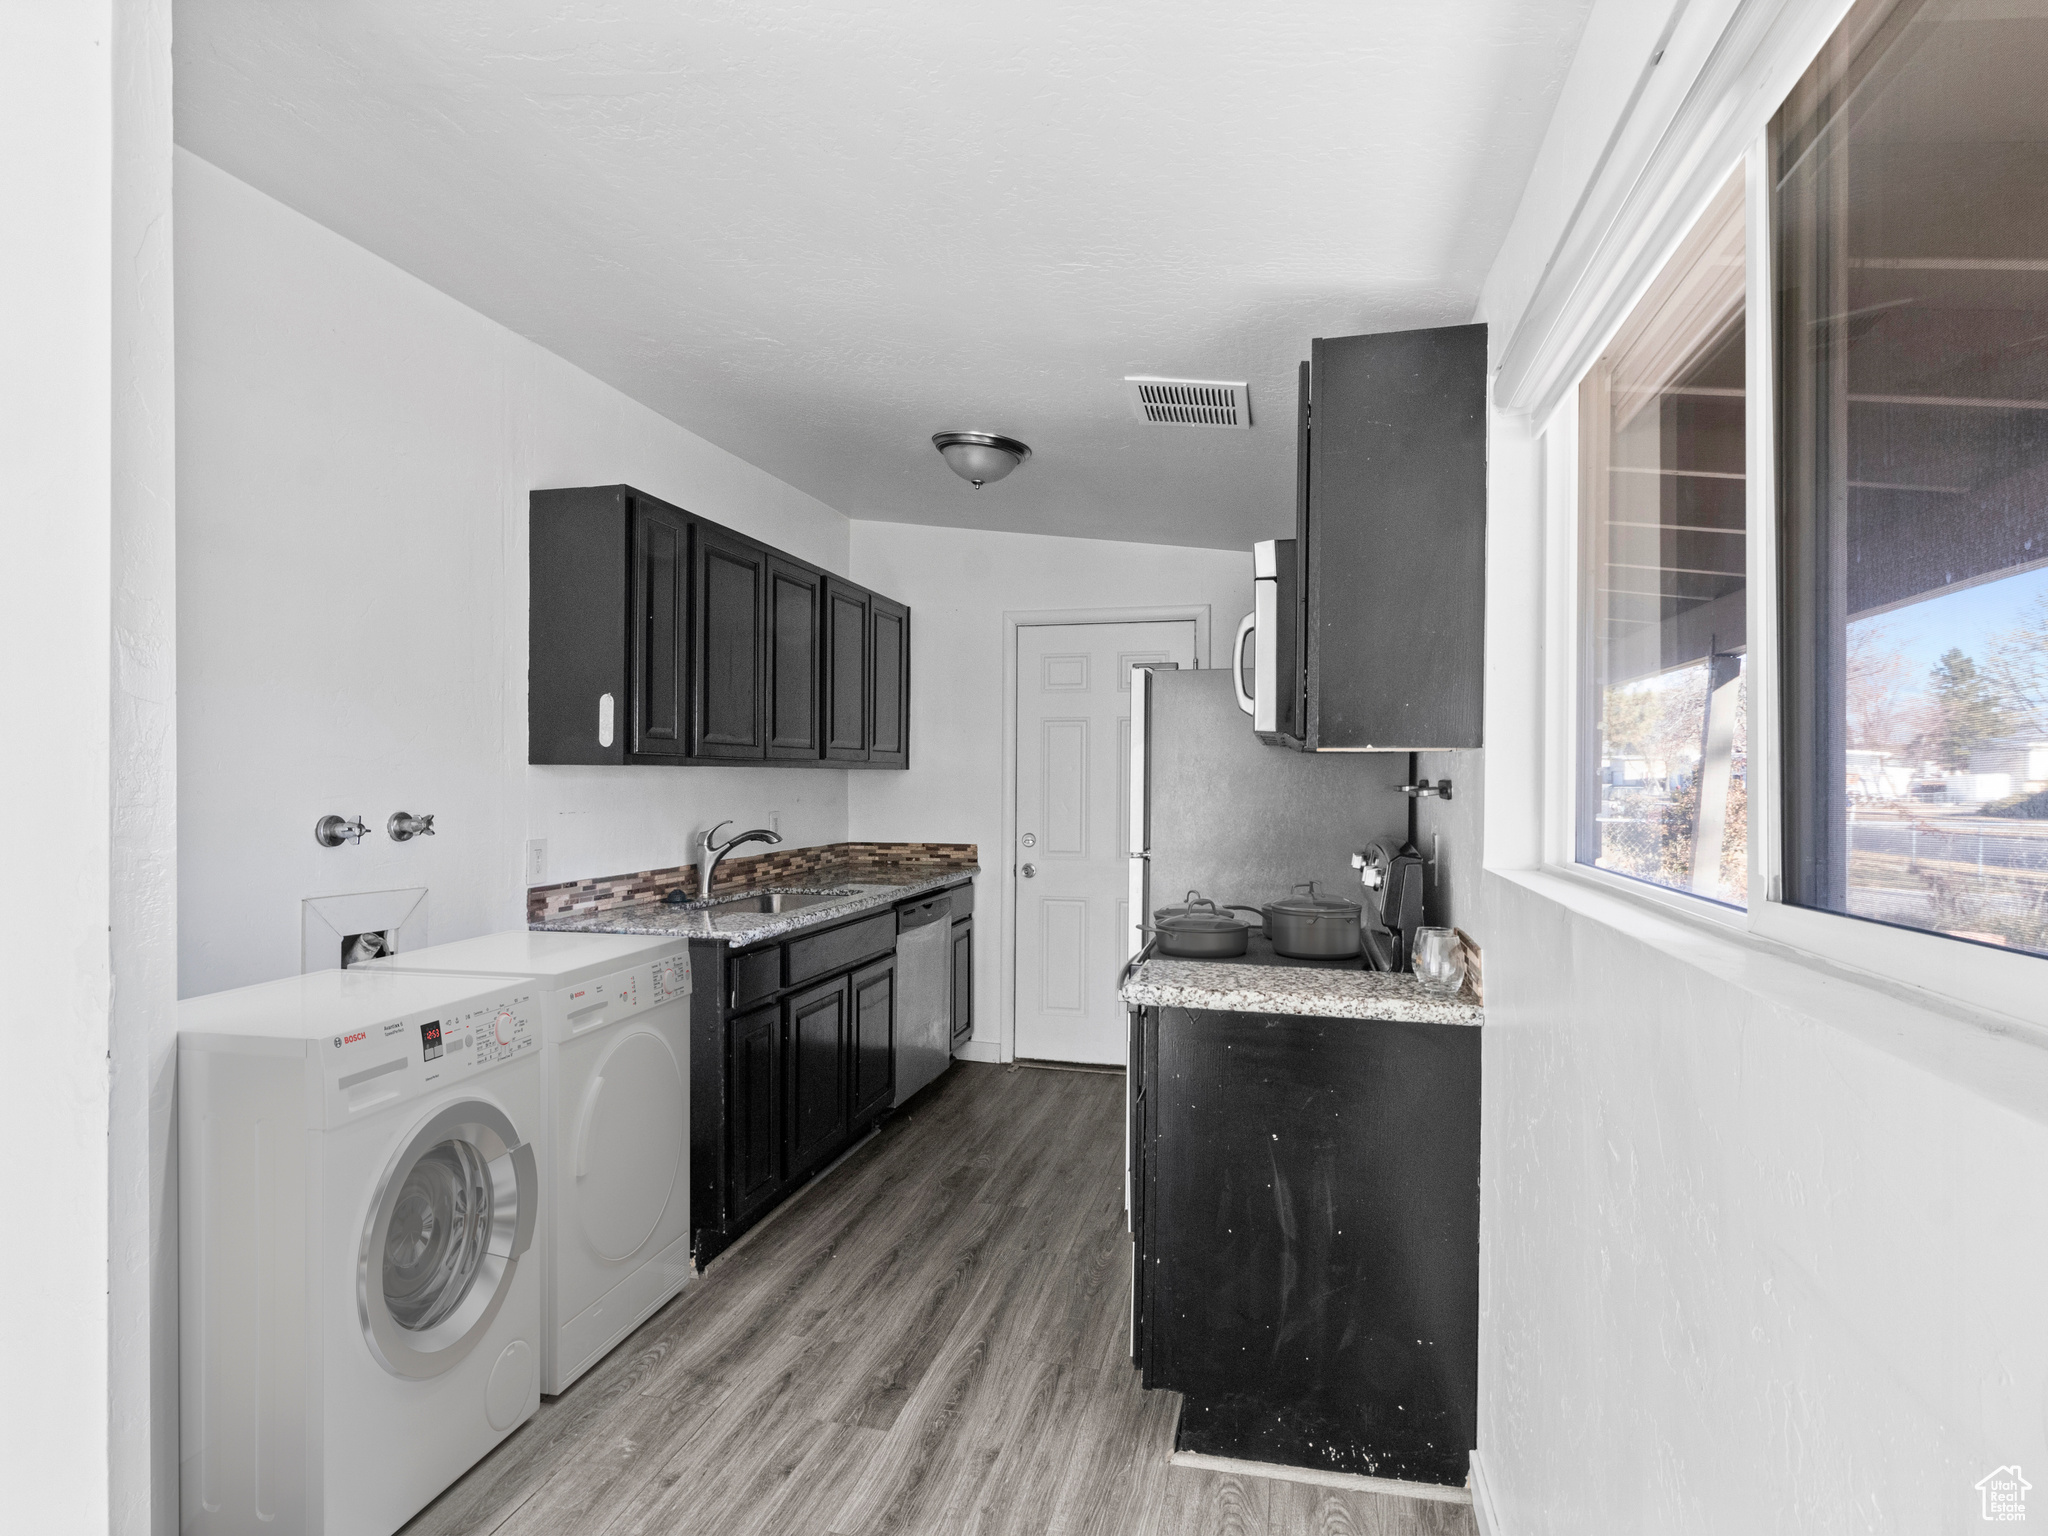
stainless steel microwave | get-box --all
[1232,537,1297,740]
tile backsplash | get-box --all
[526,841,978,923]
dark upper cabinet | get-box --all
[528,484,646,765]
[765,557,823,760]
[632,496,691,757]
[692,523,768,759]
[529,486,910,767]
[850,957,895,1123]
[785,977,849,1177]
[725,1003,782,1220]
[824,578,870,762]
[867,595,909,768]
[1295,324,1487,751]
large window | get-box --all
[1577,170,1748,905]
[1776,0,2048,957]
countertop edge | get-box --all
[1120,959,1483,1026]
[529,866,978,946]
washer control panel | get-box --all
[321,986,539,1124]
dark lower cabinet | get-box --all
[786,978,849,1176]
[1134,1004,1479,1487]
[693,887,969,1265]
[725,1003,782,1221]
[851,958,895,1122]
[949,917,973,1047]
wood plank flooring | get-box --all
[405,1062,1478,1536]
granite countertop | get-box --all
[1121,956,1483,1025]
[531,865,978,947]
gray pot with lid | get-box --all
[1145,892,1263,959]
[1261,882,1363,959]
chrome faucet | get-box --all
[697,820,783,898]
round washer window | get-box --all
[359,1099,536,1381]
[384,1138,493,1332]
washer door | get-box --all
[572,1026,685,1262]
[359,1099,537,1380]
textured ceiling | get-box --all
[174,0,1592,550]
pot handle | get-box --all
[1118,938,1159,994]
[1231,613,1257,717]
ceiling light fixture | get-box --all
[932,431,1031,488]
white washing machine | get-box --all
[178,967,545,1536]
[362,929,692,1394]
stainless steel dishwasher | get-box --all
[892,894,953,1105]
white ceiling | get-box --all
[173,0,1592,551]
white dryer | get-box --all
[178,967,545,1536]
[363,929,692,1393]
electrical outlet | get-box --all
[526,839,547,882]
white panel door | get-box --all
[1015,620,1196,1063]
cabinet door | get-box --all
[823,578,870,762]
[950,918,973,1046]
[850,957,895,1123]
[692,522,767,759]
[867,595,909,768]
[631,495,691,758]
[725,1003,783,1219]
[785,977,849,1176]
[530,486,630,766]
[1304,324,1486,750]
[766,556,823,760]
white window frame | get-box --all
[1529,0,2047,1026]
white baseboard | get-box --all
[1167,1450,1472,1506]
[1469,1449,1504,1536]
[952,1040,1002,1063]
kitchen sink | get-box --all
[684,887,855,914]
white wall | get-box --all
[2,4,178,1533]
[176,152,855,997]
[846,520,1247,1050]
[1481,874,2048,1534]
[1472,2,2048,1529]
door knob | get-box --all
[1021,863,1037,878]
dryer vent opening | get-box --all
[1124,377,1251,428]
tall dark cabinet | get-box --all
[765,556,822,760]
[824,578,870,762]
[1286,323,1487,751]
[631,497,691,758]
[529,484,911,768]
[868,595,909,768]
[691,521,767,760]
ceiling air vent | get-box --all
[1124,376,1251,429]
